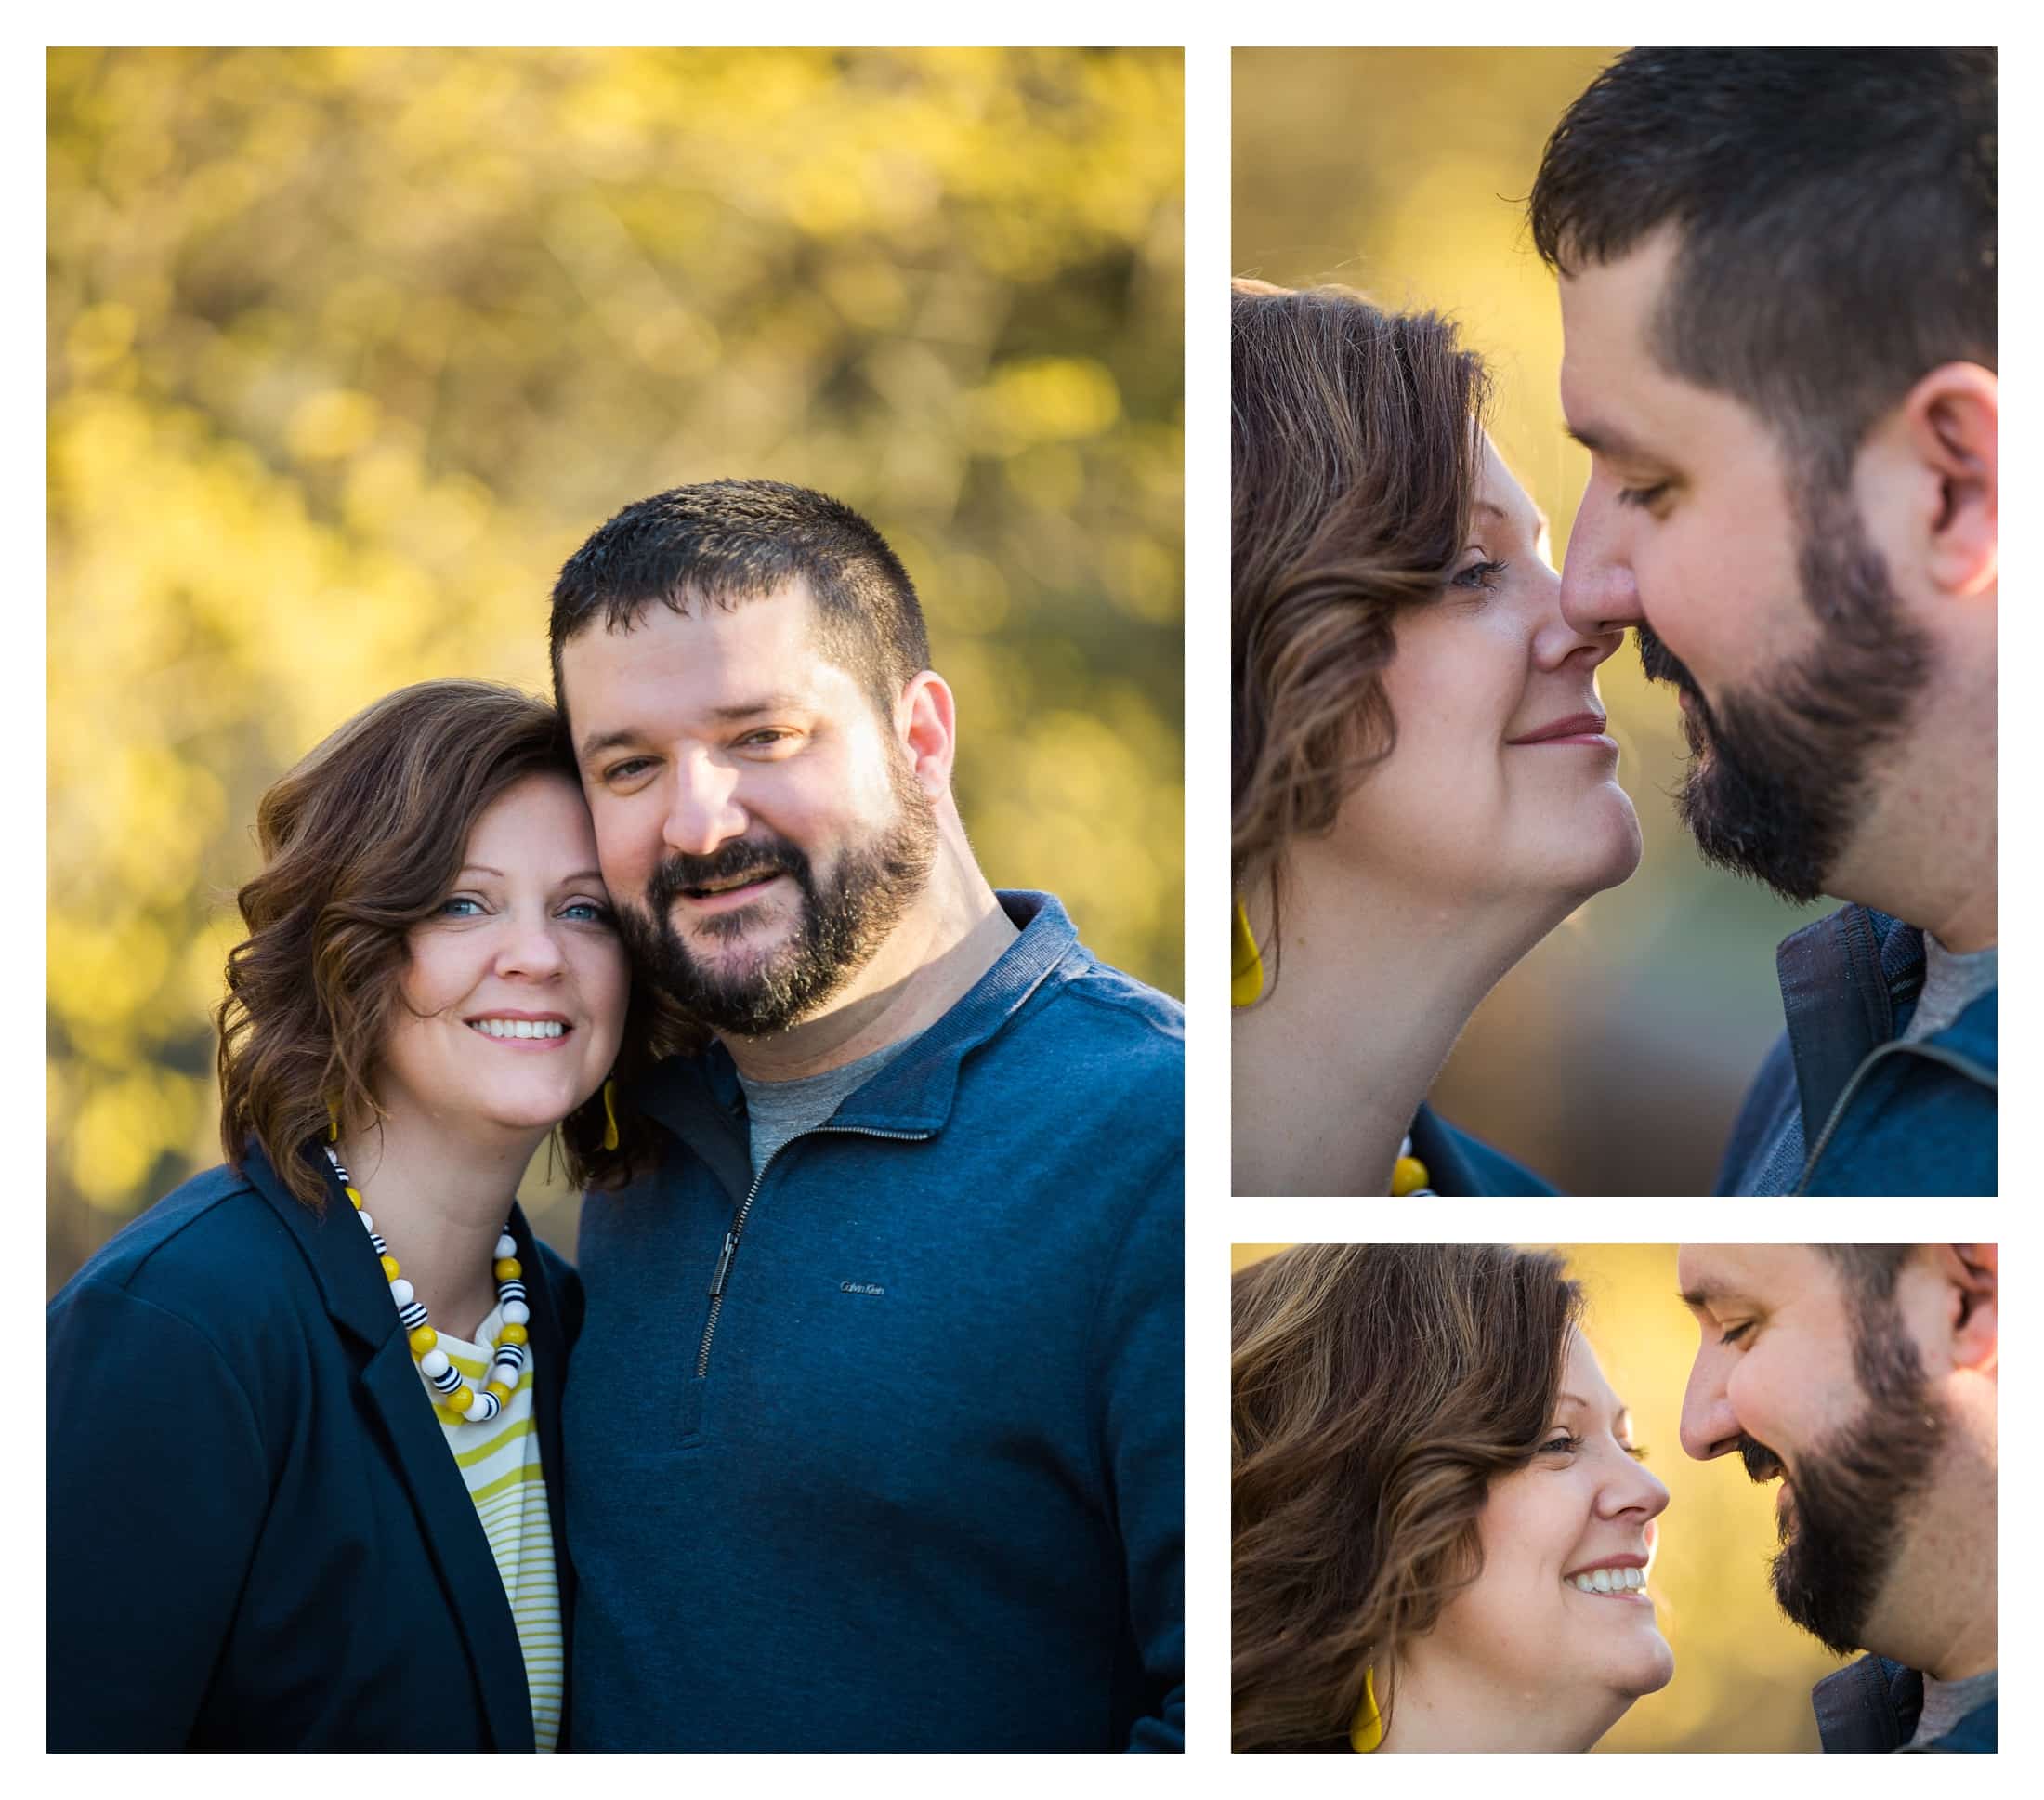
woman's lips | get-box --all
[1507,712,1615,748]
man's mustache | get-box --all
[643,836,807,911]
[1738,1433,1788,1483]
[1635,623,1704,699]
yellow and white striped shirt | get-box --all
[432,1307,562,1752]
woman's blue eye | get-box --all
[1617,482,1670,511]
[1451,558,1510,591]
[560,900,613,925]
[1541,1432,1584,1455]
[439,896,486,917]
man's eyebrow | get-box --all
[708,693,809,722]
[1566,419,1661,465]
[1475,497,1552,541]
[577,728,642,763]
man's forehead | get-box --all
[1678,1243,1819,1308]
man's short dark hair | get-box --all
[1529,48,1996,487]
[548,479,931,724]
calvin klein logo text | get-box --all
[839,1281,885,1297]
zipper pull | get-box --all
[709,1230,738,1298]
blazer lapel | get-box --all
[516,1206,577,1734]
[247,1142,536,1752]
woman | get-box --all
[47,679,680,1750]
[1232,281,1642,1195]
[1232,1242,1671,1753]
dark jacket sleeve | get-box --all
[1090,1164,1185,1752]
[48,1280,271,1750]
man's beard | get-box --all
[1636,480,1933,905]
[1737,1307,1947,1658]
[613,762,939,1038]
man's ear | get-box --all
[1933,1242,1998,1374]
[897,669,955,797]
[1905,361,1998,598]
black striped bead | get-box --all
[491,1341,527,1373]
[427,1362,463,1394]
[497,1280,528,1307]
[368,1231,388,1256]
[397,1299,428,1331]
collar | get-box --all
[631,889,1082,1156]
[1775,903,1996,1133]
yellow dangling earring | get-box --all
[601,1079,620,1152]
[327,1100,339,1143]
[1231,898,1264,1007]
[1350,1666,1384,1754]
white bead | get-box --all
[357,1211,374,1232]
[501,1299,530,1325]
[419,1348,451,1379]
[388,1278,415,1307]
[464,1393,494,1421]
[492,1361,521,1385]
[495,1234,517,1259]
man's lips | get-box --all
[674,872,787,913]
[1506,711,1613,747]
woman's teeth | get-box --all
[468,1018,565,1039]
[1568,1566,1647,1595]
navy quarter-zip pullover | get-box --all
[565,891,1185,1751]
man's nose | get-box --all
[1528,556,1624,672]
[1558,483,1644,638]
[662,754,748,858]
[1679,1349,1742,1462]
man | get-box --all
[547,479,1184,1751]
[1676,1244,1997,1752]
[1530,49,1996,1193]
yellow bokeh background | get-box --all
[1231,1242,1849,1751]
[48,46,1184,1288]
[1235,48,1829,1194]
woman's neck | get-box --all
[335,1106,547,1341]
[1232,855,1573,1196]
[1376,1656,1622,1754]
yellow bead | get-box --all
[486,1381,514,1405]
[498,1322,529,1347]
[493,1257,522,1282]
[345,1185,363,1209]
[446,1386,474,1415]
[380,1255,401,1281]
[1391,1156,1431,1197]
[408,1326,439,1357]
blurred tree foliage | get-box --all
[48,47,1183,1285]
[1231,1243,1850,1752]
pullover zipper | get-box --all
[1795,1039,1997,1194]
[692,1123,932,1380]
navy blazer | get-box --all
[47,1143,581,1751]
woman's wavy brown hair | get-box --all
[1232,281,1491,990]
[217,678,698,1209]
[1232,1242,1583,1753]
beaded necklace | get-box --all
[324,1143,531,1424]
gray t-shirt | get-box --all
[1900,936,1997,1045]
[735,1031,923,1183]
[1904,1667,1996,1750]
